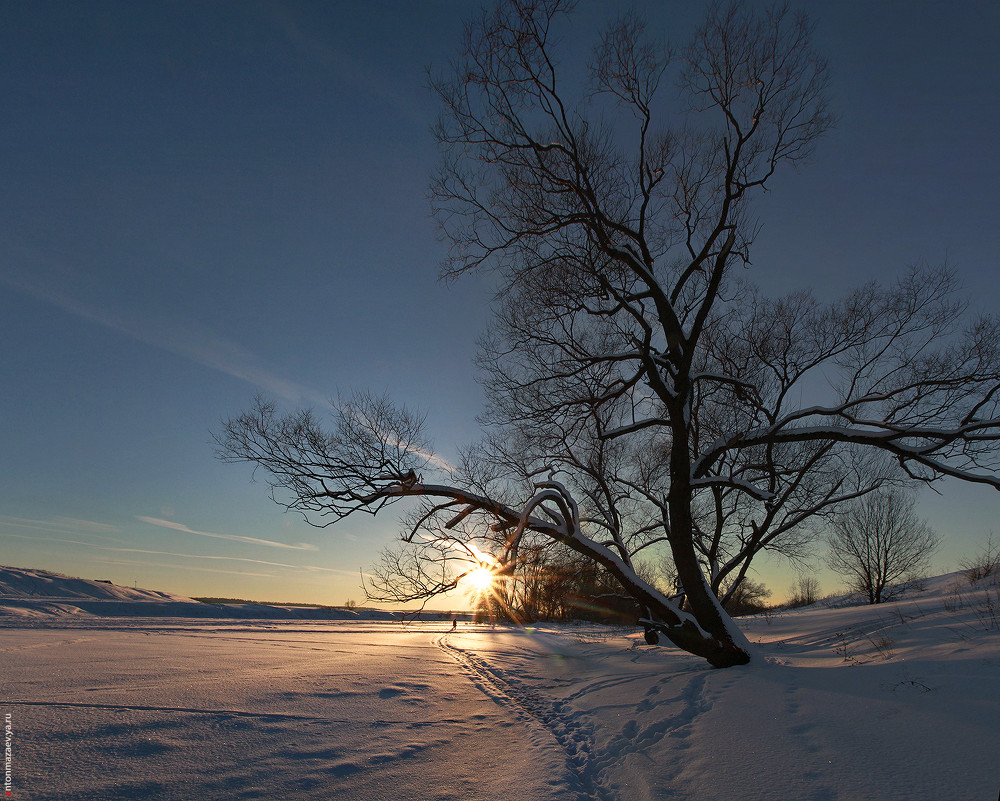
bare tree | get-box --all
[720,578,772,617]
[826,489,940,604]
[689,286,904,606]
[788,575,820,608]
[959,533,1000,584]
[217,1,1000,668]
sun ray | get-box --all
[465,566,494,593]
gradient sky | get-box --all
[2,1,999,607]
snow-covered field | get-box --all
[2,568,998,800]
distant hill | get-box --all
[0,565,408,622]
[0,565,196,603]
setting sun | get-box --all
[465,566,494,593]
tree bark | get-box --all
[665,408,751,667]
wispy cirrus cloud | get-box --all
[111,545,358,576]
[136,516,319,551]
[0,531,362,578]
[0,515,123,541]
[95,557,276,579]
[0,253,327,405]
[263,1,429,128]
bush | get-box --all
[974,589,1000,630]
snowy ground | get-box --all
[2,569,998,800]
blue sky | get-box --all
[2,1,999,606]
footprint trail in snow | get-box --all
[438,632,614,801]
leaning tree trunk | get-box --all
[662,411,752,667]
[667,501,751,662]
[564,531,751,668]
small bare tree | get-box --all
[826,489,940,604]
[788,575,820,608]
[218,1,1000,668]
[720,578,772,617]
[959,533,1000,584]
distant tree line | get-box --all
[472,544,645,625]
[471,542,779,624]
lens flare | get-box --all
[465,566,494,593]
